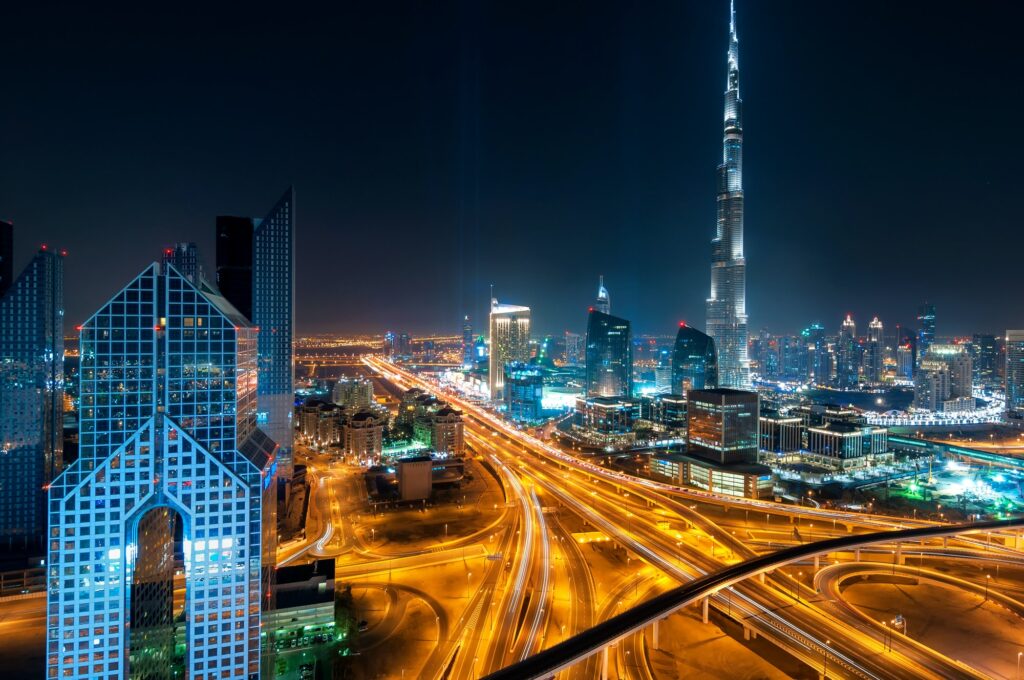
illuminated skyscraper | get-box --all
[671,323,717,395]
[594,275,610,314]
[216,189,295,480]
[488,298,531,399]
[836,314,858,387]
[462,315,474,368]
[46,262,278,679]
[865,316,884,383]
[917,303,936,366]
[585,309,632,398]
[915,344,973,412]
[972,333,998,387]
[0,243,63,545]
[706,0,750,388]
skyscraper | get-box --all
[917,303,936,365]
[706,0,750,388]
[1006,330,1024,423]
[585,308,632,398]
[836,314,858,387]
[671,323,718,395]
[914,344,973,412]
[865,316,884,384]
[564,331,583,366]
[972,333,998,387]
[805,323,828,384]
[46,262,278,680]
[488,298,531,399]
[594,275,610,314]
[0,243,63,545]
[462,315,474,368]
[216,188,295,481]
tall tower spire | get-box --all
[595,275,610,314]
[706,0,750,388]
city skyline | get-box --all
[3,2,1023,336]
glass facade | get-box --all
[46,263,277,680]
[253,189,295,481]
[585,310,632,398]
[0,246,64,543]
[686,388,759,465]
[488,300,531,399]
[671,324,717,395]
[706,0,750,388]
[504,362,544,422]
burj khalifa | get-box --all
[706,0,750,388]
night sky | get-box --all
[2,2,1022,338]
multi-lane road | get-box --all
[364,356,1024,679]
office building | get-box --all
[505,362,544,422]
[917,303,936,365]
[671,323,718,395]
[396,457,433,501]
[758,410,802,455]
[564,331,583,366]
[332,376,374,409]
[585,308,632,398]
[161,242,203,285]
[0,244,64,545]
[215,215,255,320]
[897,343,914,380]
[805,421,890,470]
[215,188,295,481]
[805,323,828,384]
[914,344,974,412]
[46,262,278,680]
[1006,331,1024,422]
[574,396,640,442]
[686,388,759,466]
[488,298,531,399]
[705,0,750,388]
[972,333,999,387]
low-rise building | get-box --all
[343,410,385,463]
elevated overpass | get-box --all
[482,517,1024,680]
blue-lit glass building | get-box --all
[0,244,64,545]
[585,310,632,398]
[46,262,277,679]
[504,362,544,422]
[671,323,717,395]
[216,189,295,481]
[253,189,295,481]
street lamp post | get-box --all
[823,639,831,679]
[985,574,991,601]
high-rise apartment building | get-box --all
[488,298,531,399]
[0,243,64,545]
[46,262,278,679]
[897,343,914,380]
[706,0,750,388]
[332,376,374,409]
[914,344,974,412]
[1006,330,1024,422]
[671,323,717,395]
[585,308,632,398]
[216,188,295,480]
[805,323,828,384]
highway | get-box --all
[366,357,1024,680]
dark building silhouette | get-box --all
[585,309,632,398]
[671,323,718,395]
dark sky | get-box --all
[2,1,1022,338]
